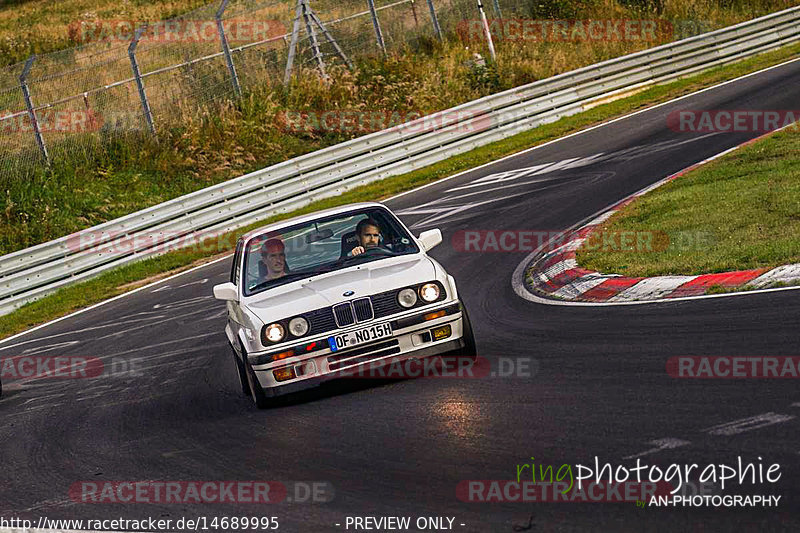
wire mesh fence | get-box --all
[0,0,727,176]
[0,0,445,175]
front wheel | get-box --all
[459,302,478,362]
[241,343,270,409]
[230,342,250,396]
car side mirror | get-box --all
[213,282,239,302]
[417,229,442,251]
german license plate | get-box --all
[328,322,393,352]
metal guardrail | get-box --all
[1,6,799,316]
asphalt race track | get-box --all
[1,59,799,532]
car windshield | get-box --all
[243,207,419,296]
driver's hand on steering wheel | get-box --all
[349,246,365,256]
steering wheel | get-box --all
[362,246,396,256]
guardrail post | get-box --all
[426,0,443,41]
[367,0,387,54]
[216,0,242,98]
[19,55,49,167]
[128,26,157,136]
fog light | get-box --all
[431,324,452,341]
[273,367,296,382]
[424,310,446,321]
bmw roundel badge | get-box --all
[343,290,355,297]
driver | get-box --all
[258,238,289,280]
[348,218,384,256]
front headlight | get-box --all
[264,323,286,343]
[288,316,309,337]
[419,283,441,302]
[398,288,418,308]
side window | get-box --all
[231,240,244,285]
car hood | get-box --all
[244,255,435,325]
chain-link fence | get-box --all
[0,0,449,174]
[0,0,720,175]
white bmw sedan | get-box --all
[213,202,476,407]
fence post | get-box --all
[367,0,386,54]
[492,0,501,18]
[410,0,419,28]
[284,0,304,84]
[477,0,496,62]
[216,0,242,98]
[309,12,353,70]
[302,0,327,78]
[19,56,49,166]
[426,0,443,41]
[128,26,156,136]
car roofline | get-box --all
[239,202,391,243]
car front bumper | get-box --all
[248,302,467,397]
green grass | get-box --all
[577,124,800,278]
[1,42,800,340]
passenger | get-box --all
[259,238,288,280]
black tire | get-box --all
[242,345,270,409]
[230,342,250,396]
[459,302,478,361]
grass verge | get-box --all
[1,43,800,341]
[577,122,800,278]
